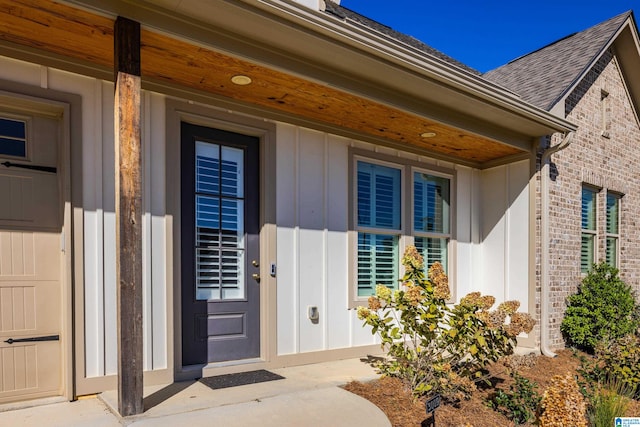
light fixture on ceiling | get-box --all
[420,131,437,138]
[231,75,252,85]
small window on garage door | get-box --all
[0,116,28,158]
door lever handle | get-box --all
[252,273,261,282]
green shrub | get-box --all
[357,246,535,402]
[560,263,640,352]
[487,372,541,425]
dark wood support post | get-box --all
[114,16,143,417]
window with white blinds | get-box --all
[354,157,452,299]
[356,161,401,296]
[195,141,245,300]
[606,192,620,267]
[581,186,597,274]
[413,172,450,270]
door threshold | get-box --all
[205,358,263,369]
[178,358,267,381]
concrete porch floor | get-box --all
[0,357,391,426]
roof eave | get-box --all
[63,0,577,137]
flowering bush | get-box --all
[357,246,535,401]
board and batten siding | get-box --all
[275,124,364,354]
[0,56,169,380]
[275,123,532,355]
[0,54,533,381]
[476,162,530,306]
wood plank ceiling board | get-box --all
[0,0,526,165]
[0,0,114,67]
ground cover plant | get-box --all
[487,371,541,424]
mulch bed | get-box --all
[343,349,640,427]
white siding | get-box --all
[0,56,169,378]
[297,128,325,353]
[325,138,351,350]
[455,166,480,299]
[275,124,298,355]
[143,92,168,370]
[275,123,373,354]
[477,161,530,306]
[506,163,530,304]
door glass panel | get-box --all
[195,141,245,301]
[196,142,219,194]
[222,146,244,198]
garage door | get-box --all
[0,111,63,404]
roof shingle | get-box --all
[483,11,632,110]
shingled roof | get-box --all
[323,1,481,76]
[484,11,633,110]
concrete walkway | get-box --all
[0,358,391,427]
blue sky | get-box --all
[339,0,639,72]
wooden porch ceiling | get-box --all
[0,0,525,164]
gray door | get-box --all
[181,122,260,365]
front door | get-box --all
[0,111,63,403]
[181,122,260,366]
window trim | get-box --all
[348,148,456,307]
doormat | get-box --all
[199,370,284,390]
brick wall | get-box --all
[538,49,640,349]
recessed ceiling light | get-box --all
[420,132,437,138]
[231,75,252,85]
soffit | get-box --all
[1,0,574,166]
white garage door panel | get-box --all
[0,109,63,404]
[0,341,60,398]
